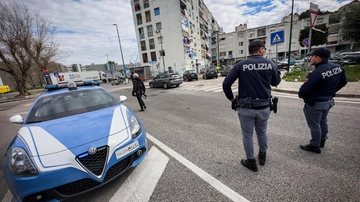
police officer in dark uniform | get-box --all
[299,48,347,153]
[223,40,281,172]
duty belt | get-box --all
[238,97,271,109]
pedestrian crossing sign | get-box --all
[270,31,285,45]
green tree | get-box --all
[298,24,328,47]
[0,2,66,96]
[341,5,360,44]
[298,9,332,20]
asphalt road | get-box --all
[1,77,360,202]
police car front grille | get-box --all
[76,146,108,176]
[54,155,133,196]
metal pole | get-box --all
[158,29,166,72]
[113,24,126,71]
[287,0,294,72]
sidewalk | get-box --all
[1,80,359,104]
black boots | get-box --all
[258,151,266,166]
[241,158,258,172]
[300,144,321,153]
[320,140,326,148]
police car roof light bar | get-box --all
[44,80,100,91]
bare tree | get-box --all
[0,2,62,96]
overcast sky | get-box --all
[10,0,353,66]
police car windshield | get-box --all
[26,89,119,123]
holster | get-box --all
[270,97,279,113]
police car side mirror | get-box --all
[9,115,24,124]
[119,95,127,103]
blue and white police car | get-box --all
[2,81,147,202]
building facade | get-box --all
[130,0,220,75]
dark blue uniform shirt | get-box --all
[223,56,281,100]
[298,60,347,101]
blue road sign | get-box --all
[270,31,285,45]
[54,72,59,77]
[44,73,50,78]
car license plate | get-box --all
[115,141,139,159]
[210,72,214,74]
[191,74,195,76]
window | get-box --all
[156,22,162,31]
[141,41,146,51]
[154,7,160,16]
[228,51,232,56]
[144,0,149,8]
[240,50,243,54]
[145,11,151,23]
[239,41,243,46]
[220,52,226,57]
[147,25,153,37]
[149,39,155,49]
[142,53,148,63]
[138,27,144,40]
[136,14,142,25]
[150,51,157,61]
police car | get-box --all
[2,81,147,202]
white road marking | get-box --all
[147,133,250,202]
[1,190,12,202]
[109,146,169,202]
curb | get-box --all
[272,88,360,98]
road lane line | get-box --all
[1,190,12,202]
[147,133,250,202]
[109,146,169,202]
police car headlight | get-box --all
[130,115,141,139]
[8,147,38,176]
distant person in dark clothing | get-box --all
[132,73,146,111]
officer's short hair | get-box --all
[306,48,331,59]
[249,40,266,54]
[133,73,139,78]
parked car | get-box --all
[294,59,313,71]
[280,58,297,66]
[111,78,120,85]
[272,60,287,70]
[183,70,198,81]
[0,85,11,94]
[342,55,360,65]
[2,81,147,202]
[202,68,218,79]
[149,72,182,89]
[199,68,206,74]
[329,56,349,66]
[220,65,233,76]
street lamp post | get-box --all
[113,24,126,72]
[156,29,166,72]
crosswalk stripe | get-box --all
[147,133,249,202]
[109,146,169,202]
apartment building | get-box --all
[212,0,359,67]
[130,0,220,75]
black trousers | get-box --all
[136,91,146,110]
